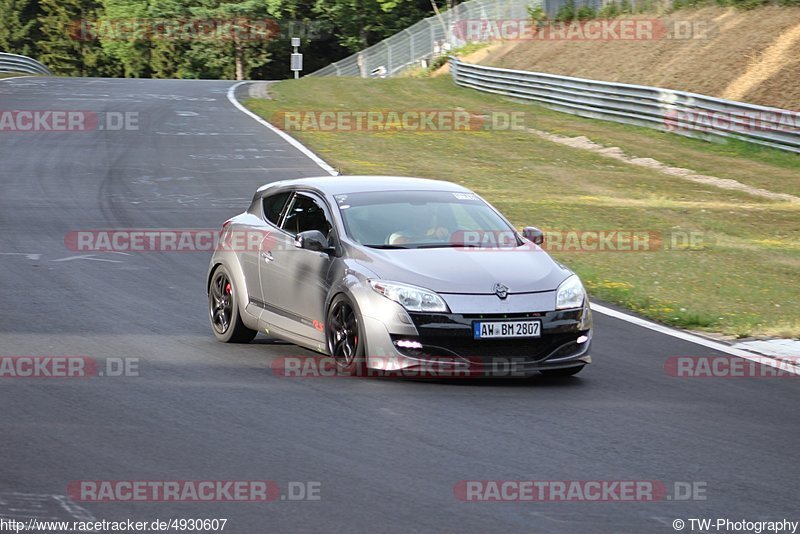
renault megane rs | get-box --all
[207,176,592,377]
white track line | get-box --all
[226,81,798,376]
[227,81,337,176]
[591,303,799,375]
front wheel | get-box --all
[209,266,257,343]
[540,365,585,377]
[326,294,366,375]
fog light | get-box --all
[395,339,423,349]
[394,339,423,350]
[577,335,589,344]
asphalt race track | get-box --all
[0,77,797,533]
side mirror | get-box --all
[295,230,332,253]
[522,226,544,245]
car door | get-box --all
[240,190,291,315]
[235,217,268,320]
[259,191,336,346]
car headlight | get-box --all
[556,274,585,310]
[369,280,449,313]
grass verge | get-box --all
[245,75,800,338]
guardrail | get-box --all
[451,58,800,154]
[0,52,51,75]
[310,0,532,77]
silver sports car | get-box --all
[207,176,592,378]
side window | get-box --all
[281,193,333,239]
[262,191,291,225]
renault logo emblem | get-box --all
[493,283,509,299]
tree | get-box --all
[312,0,431,53]
[189,0,274,80]
[255,0,339,79]
[0,0,41,57]
[38,0,117,76]
[99,0,152,77]
[145,0,192,78]
[2,0,445,79]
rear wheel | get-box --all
[209,266,257,343]
[326,295,366,375]
[541,365,585,377]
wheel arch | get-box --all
[207,255,259,331]
[324,278,371,359]
[207,262,223,294]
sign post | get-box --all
[290,37,302,79]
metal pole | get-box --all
[290,37,302,79]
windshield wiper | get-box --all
[364,244,410,249]
[413,243,480,249]
[414,242,524,249]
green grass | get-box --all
[246,75,800,338]
[0,73,28,79]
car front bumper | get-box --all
[360,304,592,378]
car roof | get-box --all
[256,175,473,196]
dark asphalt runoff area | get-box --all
[0,76,797,534]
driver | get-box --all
[387,209,450,245]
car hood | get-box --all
[355,246,569,294]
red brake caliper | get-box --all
[225,283,232,294]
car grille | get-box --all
[395,311,589,364]
[390,331,586,364]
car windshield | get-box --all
[334,190,521,249]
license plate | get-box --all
[473,320,541,339]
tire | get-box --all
[540,365,585,377]
[209,265,257,343]
[326,294,366,376]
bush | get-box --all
[635,0,654,13]
[527,5,548,21]
[597,2,619,19]
[576,4,599,18]
[598,1,621,16]
[428,54,449,72]
[555,0,577,20]
[734,0,769,8]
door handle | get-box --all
[261,251,274,262]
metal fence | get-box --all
[0,52,51,75]
[451,58,800,154]
[310,0,534,77]
[308,0,676,77]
